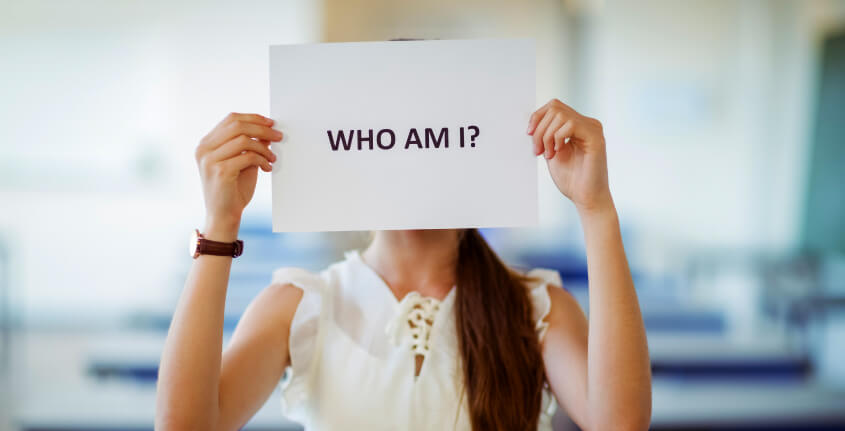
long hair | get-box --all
[455,228,546,430]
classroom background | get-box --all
[2,0,845,430]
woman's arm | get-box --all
[156,113,298,431]
[528,100,652,430]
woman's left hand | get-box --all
[527,99,613,215]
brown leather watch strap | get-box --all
[195,230,244,258]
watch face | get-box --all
[189,229,199,257]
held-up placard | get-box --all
[269,39,537,232]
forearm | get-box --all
[580,205,651,429]
[156,221,239,430]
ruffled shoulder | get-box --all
[524,268,564,422]
[524,268,563,343]
[271,267,330,416]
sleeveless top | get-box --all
[272,250,562,430]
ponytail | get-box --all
[455,229,545,430]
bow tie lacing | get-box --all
[385,291,441,357]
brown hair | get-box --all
[455,229,545,430]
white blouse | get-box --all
[272,250,562,430]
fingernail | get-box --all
[545,150,552,159]
[273,130,283,140]
[266,118,275,125]
[526,125,533,135]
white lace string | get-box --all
[385,291,441,357]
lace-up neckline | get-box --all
[351,250,455,378]
[385,292,442,377]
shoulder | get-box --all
[521,267,580,314]
[265,264,338,314]
[520,267,565,310]
[545,282,584,326]
[537,276,587,350]
[239,265,331,334]
[238,268,317,337]
[518,267,586,342]
[271,266,329,291]
[524,267,563,288]
[262,259,356,325]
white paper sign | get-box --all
[269,39,537,232]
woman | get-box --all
[156,99,652,430]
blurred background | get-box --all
[1,0,844,429]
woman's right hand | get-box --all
[195,112,283,239]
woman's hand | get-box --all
[194,113,282,238]
[527,99,613,215]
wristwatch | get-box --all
[189,229,244,259]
